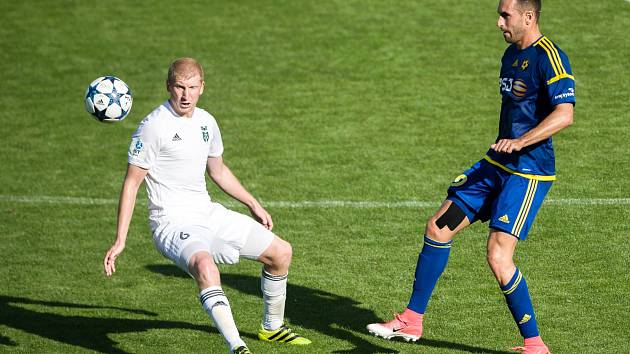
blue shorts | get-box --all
[446,159,552,240]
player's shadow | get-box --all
[148,264,512,354]
[0,295,211,353]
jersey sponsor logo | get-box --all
[518,314,532,324]
[520,59,529,71]
[172,133,182,141]
[451,174,467,187]
[511,79,528,98]
[131,138,143,156]
[512,59,518,67]
[499,214,510,223]
[201,126,209,142]
[499,77,513,93]
[553,87,575,100]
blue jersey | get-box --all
[486,35,575,179]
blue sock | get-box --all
[407,236,452,314]
[501,268,540,338]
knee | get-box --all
[425,217,451,243]
[189,253,219,283]
[268,238,293,268]
[425,217,440,238]
[273,239,292,268]
[486,248,512,273]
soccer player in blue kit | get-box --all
[367,0,574,353]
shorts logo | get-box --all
[201,126,209,142]
[499,214,510,224]
[451,174,467,187]
[179,232,190,240]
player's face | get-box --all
[167,73,205,118]
[497,0,526,44]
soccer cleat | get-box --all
[366,313,423,342]
[231,345,252,354]
[510,336,550,354]
[258,324,311,345]
[510,345,550,354]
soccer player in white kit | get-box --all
[103,58,310,354]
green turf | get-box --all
[1,0,629,353]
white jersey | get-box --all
[128,101,223,231]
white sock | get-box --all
[199,286,245,350]
[261,269,287,330]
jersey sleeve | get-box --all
[128,117,162,169]
[539,44,575,106]
[207,116,224,157]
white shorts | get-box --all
[152,203,274,273]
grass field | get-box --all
[1,0,629,353]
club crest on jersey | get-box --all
[512,59,518,67]
[201,126,209,142]
[512,79,528,98]
[521,59,529,71]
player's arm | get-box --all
[104,164,148,276]
[491,103,573,153]
[206,156,273,230]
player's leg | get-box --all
[367,200,470,341]
[368,161,496,341]
[255,236,291,330]
[487,231,549,354]
[213,205,310,346]
[187,251,247,353]
[488,176,553,353]
[408,199,471,313]
[247,236,311,345]
[154,222,248,354]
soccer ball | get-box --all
[84,76,133,122]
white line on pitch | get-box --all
[1,195,629,208]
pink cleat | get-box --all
[366,309,423,342]
[511,336,550,354]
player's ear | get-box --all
[200,81,205,95]
[525,10,534,25]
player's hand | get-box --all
[491,139,524,154]
[104,241,125,277]
[249,203,274,231]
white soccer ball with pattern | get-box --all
[84,76,133,122]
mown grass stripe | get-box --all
[1,195,629,208]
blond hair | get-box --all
[167,58,204,85]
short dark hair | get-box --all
[516,0,542,21]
